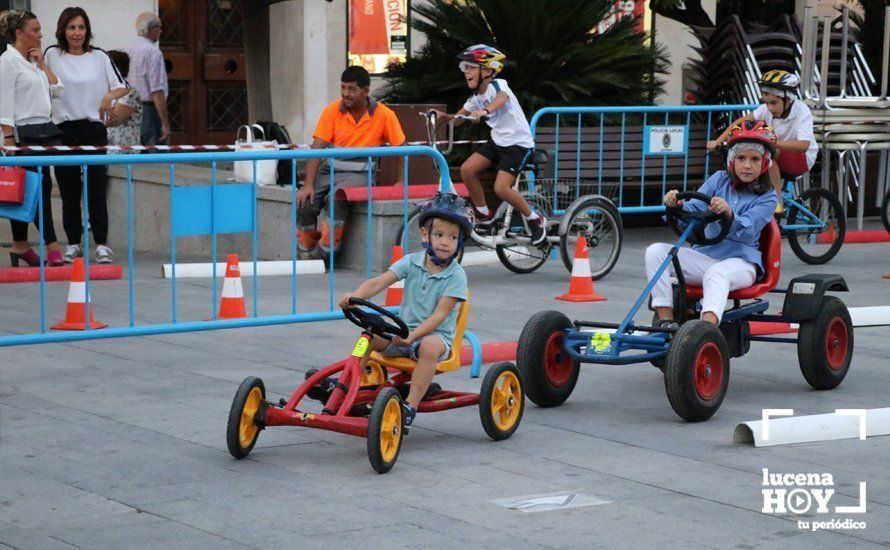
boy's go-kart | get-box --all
[227,297,525,473]
[517,192,854,421]
[396,111,623,279]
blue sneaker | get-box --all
[402,403,417,427]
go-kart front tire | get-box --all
[664,321,729,422]
[367,388,405,474]
[227,376,266,459]
[797,296,853,390]
[517,310,579,407]
[479,362,525,440]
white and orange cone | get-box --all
[384,245,404,306]
[217,254,247,319]
[52,257,108,330]
[556,238,606,302]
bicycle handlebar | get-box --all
[419,111,488,156]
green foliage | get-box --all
[379,0,669,114]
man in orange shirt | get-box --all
[297,66,407,262]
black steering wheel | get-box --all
[665,191,732,246]
[342,298,409,341]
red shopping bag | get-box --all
[0,166,26,204]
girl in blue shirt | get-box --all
[647,121,780,326]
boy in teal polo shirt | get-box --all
[339,193,472,426]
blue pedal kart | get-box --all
[517,192,854,421]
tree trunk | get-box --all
[240,0,274,122]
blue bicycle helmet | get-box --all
[417,192,475,265]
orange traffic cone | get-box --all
[52,258,108,330]
[384,245,404,306]
[217,254,247,319]
[556,238,606,302]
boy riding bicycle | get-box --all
[339,192,471,427]
[429,44,547,245]
[708,70,817,200]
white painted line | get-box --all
[734,407,890,447]
[849,306,890,327]
[490,492,610,513]
[162,260,325,279]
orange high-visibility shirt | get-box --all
[312,98,406,148]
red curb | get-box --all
[0,264,123,284]
[816,229,890,244]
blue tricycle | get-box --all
[517,192,854,421]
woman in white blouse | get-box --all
[0,10,65,267]
[45,7,127,265]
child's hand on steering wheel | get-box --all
[338,292,355,310]
[709,196,733,218]
[706,140,719,152]
[664,189,683,208]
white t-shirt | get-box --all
[45,47,126,124]
[463,78,534,149]
[0,47,64,128]
[752,100,817,169]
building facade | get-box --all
[8,0,845,146]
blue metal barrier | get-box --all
[529,104,758,215]
[0,146,457,348]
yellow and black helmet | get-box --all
[760,70,800,93]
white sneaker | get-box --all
[63,243,82,264]
[95,245,113,264]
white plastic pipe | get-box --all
[162,260,325,279]
[734,408,890,447]
[849,306,890,327]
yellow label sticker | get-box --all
[591,332,611,353]
[351,338,370,357]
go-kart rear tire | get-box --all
[797,296,853,390]
[367,388,404,474]
[479,362,525,440]
[517,311,579,407]
[227,376,265,459]
[664,321,730,422]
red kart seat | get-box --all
[686,219,781,301]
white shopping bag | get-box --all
[234,124,279,185]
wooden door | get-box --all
[160,0,248,145]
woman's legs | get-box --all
[9,162,60,255]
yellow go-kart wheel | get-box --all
[367,388,404,473]
[479,362,525,441]
[227,376,266,459]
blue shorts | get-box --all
[382,334,451,362]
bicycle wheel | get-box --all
[495,193,552,274]
[786,187,845,265]
[394,207,464,263]
[882,189,890,234]
[559,197,623,280]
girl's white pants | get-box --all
[645,243,756,324]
